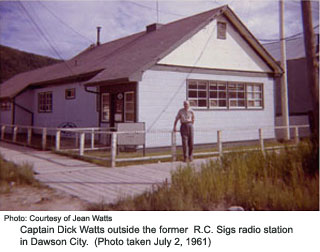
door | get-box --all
[101,90,135,128]
[110,92,124,128]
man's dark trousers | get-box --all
[180,123,194,161]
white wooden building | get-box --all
[0,5,282,147]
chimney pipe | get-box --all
[96,26,101,46]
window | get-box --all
[65,88,76,99]
[124,91,135,122]
[101,93,110,122]
[217,21,227,40]
[188,80,208,108]
[0,101,11,111]
[209,82,227,108]
[38,92,52,113]
[187,79,263,110]
[228,83,245,108]
[247,84,263,108]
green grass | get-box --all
[0,154,40,193]
[60,139,293,168]
[88,142,319,211]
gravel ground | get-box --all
[0,185,89,211]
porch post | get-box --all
[55,130,61,151]
[27,128,32,145]
[111,132,117,168]
[259,128,265,155]
[42,128,47,150]
[1,125,5,140]
[91,129,95,149]
[79,132,85,156]
[217,130,223,157]
[13,126,18,142]
[171,131,177,161]
[294,126,300,145]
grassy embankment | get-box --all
[0,155,40,193]
[89,142,319,211]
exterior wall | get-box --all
[275,58,312,116]
[0,109,11,125]
[33,83,99,131]
[159,16,272,73]
[138,69,275,147]
[15,89,34,126]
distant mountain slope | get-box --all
[0,45,62,83]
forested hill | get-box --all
[0,44,62,83]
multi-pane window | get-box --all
[187,80,208,108]
[38,92,52,113]
[209,82,227,108]
[247,84,263,108]
[187,79,263,109]
[101,93,110,122]
[0,101,11,111]
[65,88,76,99]
[228,83,245,108]
[217,21,227,40]
[124,91,135,122]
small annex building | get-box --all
[263,33,319,138]
[0,5,282,147]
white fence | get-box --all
[0,123,310,167]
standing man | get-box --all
[173,100,195,162]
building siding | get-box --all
[159,16,272,73]
[0,110,11,125]
[138,69,275,147]
[14,89,34,126]
[33,83,99,130]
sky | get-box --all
[0,0,319,60]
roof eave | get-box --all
[84,77,133,87]
[223,7,284,75]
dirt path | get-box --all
[0,185,89,211]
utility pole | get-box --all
[279,0,290,141]
[301,0,319,145]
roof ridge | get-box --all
[164,5,228,26]
[79,5,228,72]
[85,5,228,85]
[72,30,144,60]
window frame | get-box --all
[38,91,53,113]
[124,91,135,123]
[217,21,227,40]
[187,79,264,110]
[187,79,208,108]
[101,93,110,122]
[65,88,76,100]
[0,101,11,111]
[246,83,264,109]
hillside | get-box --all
[0,45,62,83]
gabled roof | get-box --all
[0,5,282,99]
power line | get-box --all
[18,0,83,82]
[18,1,64,60]
[37,1,94,44]
[258,24,319,43]
[123,0,185,18]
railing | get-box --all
[0,123,310,168]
